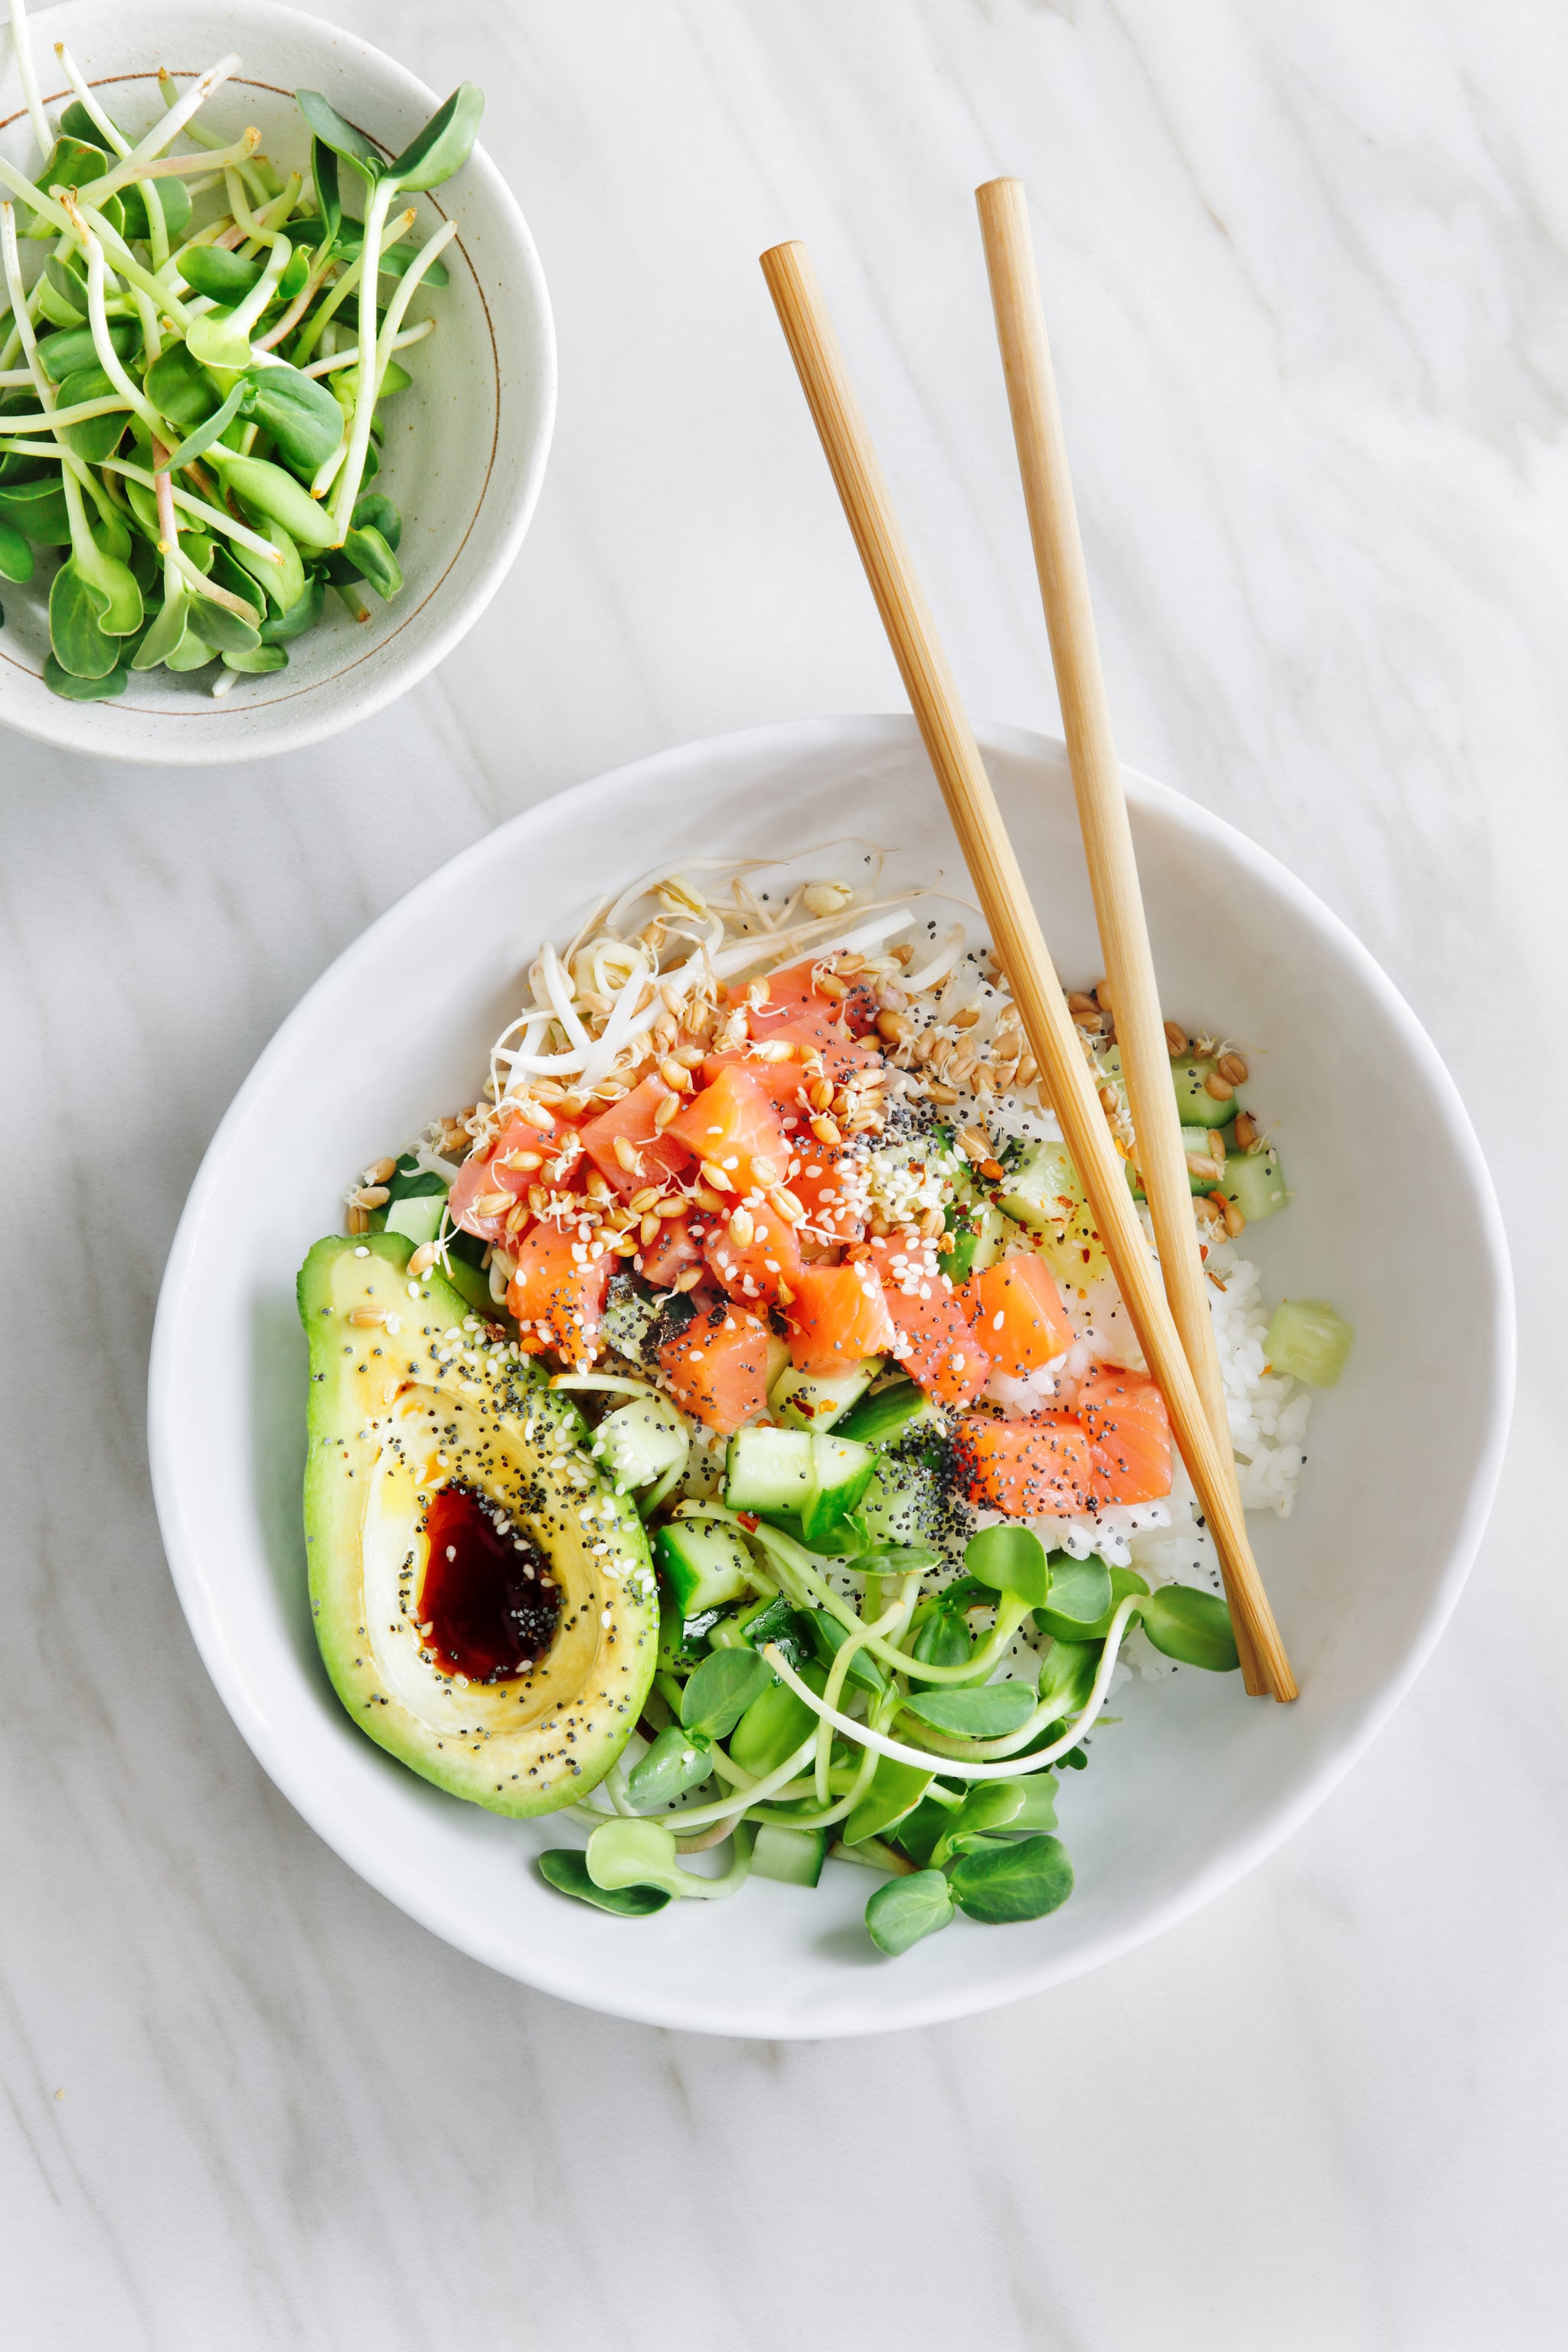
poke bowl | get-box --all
[147,714,1513,2037]
[0,0,554,763]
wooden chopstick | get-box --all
[759,237,1297,1701]
[975,176,1276,1699]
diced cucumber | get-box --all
[385,1194,444,1245]
[998,1139,1078,1234]
[1172,1057,1237,1129]
[591,1393,688,1491]
[724,1427,877,1544]
[1217,1138,1287,1223]
[750,1823,827,1887]
[1127,1127,1227,1201]
[655,1521,755,1617]
[940,1199,1015,1281]
[724,1426,815,1514]
[835,1377,933,1448]
[1264,1298,1353,1387]
[769,1356,883,1431]
[860,1451,942,1549]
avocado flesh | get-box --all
[299,1232,658,1815]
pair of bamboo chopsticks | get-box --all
[760,184,1296,1701]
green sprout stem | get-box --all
[92,54,243,201]
[299,318,433,380]
[758,1596,1142,1783]
[8,0,53,164]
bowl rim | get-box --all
[147,713,1516,2034]
[0,0,557,764]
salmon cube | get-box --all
[703,1202,803,1309]
[657,1305,772,1434]
[885,1281,993,1407]
[960,1253,1076,1374]
[1077,1367,1171,1504]
[505,1217,612,1364]
[639,1211,704,1289]
[786,1262,898,1377]
[666,1063,792,1194]
[448,1112,560,1243]
[954,1413,1091,1517]
[578,1074,693,1198]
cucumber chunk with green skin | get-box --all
[1265,1298,1353,1387]
[769,1357,882,1430]
[1128,1127,1228,1200]
[592,1395,687,1493]
[1172,1057,1238,1129]
[835,1377,933,1447]
[724,1425,814,1514]
[1217,1138,1287,1223]
[655,1521,753,1617]
[941,1198,1014,1276]
[385,1194,443,1246]
[751,1824,827,1887]
[997,1140,1077,1234]
[859,1451,943,1550]
[724,1426,877,1543]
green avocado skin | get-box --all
[298,1231,658,1817]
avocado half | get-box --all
[298,1232,658,1815]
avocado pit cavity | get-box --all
[420,1481,561,1682]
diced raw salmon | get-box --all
[448,1113,558,1244]
[701,1050,813,1125]
[954,1413,1091,1517]
[1077,1367,1172,1504]
[885,1281,993,1408]
[657,1305,772,1433]
[505,1217,612,1364]
[703,1201,803,1309]
[786,1262,898,1376]
[578,1074,693,1198]
[789,1145,865,1243]
[666,1063,792,1194]
[640,1211,704,1289]
[961,1253,1076,1374]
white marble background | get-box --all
[2,0,1563,2343]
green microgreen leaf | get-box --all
[1036,1636,1100,1723]
[143,341,218,430]
[1041,1552,1112,1626]
[537,1848,671,1918]
[220,642,289,675]
[910,1600,972,1669]
[54,366,129,463]
[900,1681,1037,1739]
[338,520,402,600]
[0,519,33,583]
[257,568,324,641]
[1138,1584,1240,1672]
[162,378,250,472]
[965,1522,1051,1608]
[679,1646,773,1740]
[947,1832,1075,1925]
[625,1723,714,1811]
[312,138,343,249]
[738,1594,814,1669]
[294,90,386,184]
[1034,1566,1148,1645]
[43,652,126,700]
[38,320,139,384]
[179,248,266,303]
[806,1607,887,1694]
[386,83,485,191]
[864,1868,955,1956]
[48,560,119,677]
[843,1756,933,1847]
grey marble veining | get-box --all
[2,1,1563,2344]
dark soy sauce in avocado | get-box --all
[420,1485,560,1682]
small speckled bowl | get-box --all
[0,0,554,763]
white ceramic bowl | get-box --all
[149,717,1513,2037]
[0,0,554,763]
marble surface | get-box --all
[1,0,1561,2342]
